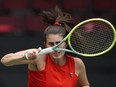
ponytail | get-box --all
[40,6,75,32]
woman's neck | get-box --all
[51,57,66,66]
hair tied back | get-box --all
[54,22,61,26]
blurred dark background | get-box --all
[0,0,116,87]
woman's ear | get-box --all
[44,41,46,47]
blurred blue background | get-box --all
[0,0,116,87]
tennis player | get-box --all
[1,6,90,87]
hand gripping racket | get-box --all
[36,18,116,57]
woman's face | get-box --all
[45,34,67,59]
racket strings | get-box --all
[70,21,114,54]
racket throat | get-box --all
[36,47,54,55]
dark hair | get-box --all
[40,6,77,56]
[40,6,75,42]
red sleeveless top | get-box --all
[28,54,78,87]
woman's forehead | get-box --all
[46,34,63,37]
[46,34,63,41]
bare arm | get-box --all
[75,58,90,87]
[0,48,40,66]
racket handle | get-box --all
[36,47,54,55]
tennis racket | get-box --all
[36,18,116,57]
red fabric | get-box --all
[28,54,78,87]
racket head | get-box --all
[68,18,116,57]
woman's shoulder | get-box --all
[66,55,83,63]
[73,57,85,69]
[66,55,84,65]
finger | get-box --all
[25,50,36,60]
[38,47,42,50]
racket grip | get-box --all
[36,47,54,56]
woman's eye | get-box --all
[49,42,54,46]
[48,41,61,46]
[56,41,60,44]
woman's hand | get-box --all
[24,47,42,60]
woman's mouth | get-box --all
[53,51,61,56]
[53,51,60,54]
